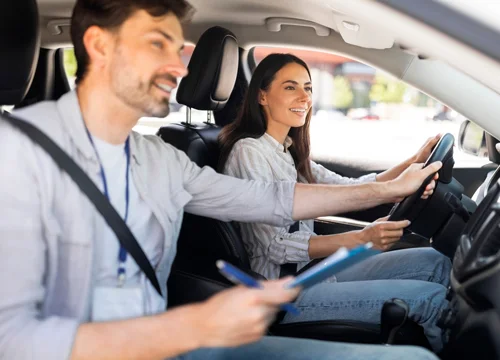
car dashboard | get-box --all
[439,172,500,359]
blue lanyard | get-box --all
[85,129,131,286]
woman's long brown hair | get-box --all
[218,53,315,183]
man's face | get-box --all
[105,10,188,118]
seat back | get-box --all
[159,27,257,307]
[157,25,239,167]
[159,28,430,351]
[0,0,40,107]
[158,122,221,169]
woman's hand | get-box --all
[421,171,438,199]
[412,134,441,199]
[413,134,441,164]
[389,161,442,203]
[358,216,410,250]
[375,134,441,195]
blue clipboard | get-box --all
[286,243,381,289]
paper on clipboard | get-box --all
[286,243,380,289]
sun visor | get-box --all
[333,15,394,49]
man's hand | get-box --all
[389,161,442,203]
[193,278,300,348]
[359,216,410,250]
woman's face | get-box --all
[259,62,313,129]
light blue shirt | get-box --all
[0,90,296,360]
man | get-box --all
[0,0,443,359]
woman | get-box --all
[218,53,450,351]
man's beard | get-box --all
[110,49,174,118]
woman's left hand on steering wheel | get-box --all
[410,134,441,199]
[391,162,442,203]
[413,134,442,164]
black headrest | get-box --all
[158,123,221,169]
[213,48,249,127]
[0,0,40,105]
[177,26,238,111]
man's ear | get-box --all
[83,25,113,73]
[258,90,268,106]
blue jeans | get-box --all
[179,336,438,360]
[281,248,451,352]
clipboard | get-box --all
[285,243,381,289]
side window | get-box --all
[63,48,77,89]
[62,44,210,134]
[252,46,489,168]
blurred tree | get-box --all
[369,72,407,103]
[63,48,77,78]
[351,81,371,108]
[333,75,353,109]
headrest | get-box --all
[213,49,249,127]
[0,0,40,105]
[177,26,238,111]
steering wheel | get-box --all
[388,133,455,222]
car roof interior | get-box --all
[29,0,500,140]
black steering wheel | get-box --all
[388,133,455,222]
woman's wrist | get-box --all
[407,154,418,165]
[353,229,367,245]
[333,230,366,248]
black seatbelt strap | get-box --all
[279,155,302,278]
[279,221,300,278]
[288,221,300,233]
[2,113,163,297]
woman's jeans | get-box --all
[280,248,451,352]
[178,248,449,360]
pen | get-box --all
[216,260,300,315]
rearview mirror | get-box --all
[458,120,488,157]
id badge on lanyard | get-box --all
[86,130,146,321]
[91,286,145,322]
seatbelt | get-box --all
[279,221,300,278]
[278,221,323,278]
[279,154,302,278]
[2,113,163,297]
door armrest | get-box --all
[316,216,370,228]
[314,216,369,235]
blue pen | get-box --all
[216,260,300,315]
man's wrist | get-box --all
[159,304,205,353]
[185,304,207,350]
[372,181,396,204]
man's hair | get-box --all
[71,0,194,84]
